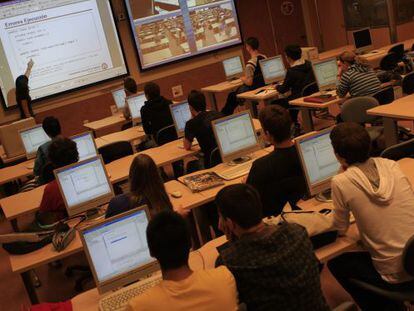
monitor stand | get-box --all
[315,189,332,203]
[228,155,251,166]
[85,208,105,221]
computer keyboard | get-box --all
[217,161,253,180]
[99,275,162,311]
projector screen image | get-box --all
[125,0,242,70]
[0,0,127,109]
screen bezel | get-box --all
[352,27,374,53]
[169,100,190,138]
[18,124,50,159]
[0,0,129,111]
[259,55,286,85]
[70,131,98,162]
[311,57,339,92]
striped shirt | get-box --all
[336,63,381,98]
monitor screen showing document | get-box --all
[82,209,153,283]
[313,58,338,90]
[0,0,127,109]
[19,125,51,157]
[127,94,147,121]
[223,56,243,79]
[259,56,286,84]
[171,101,191,136]
[72,132,97,161]
[112,89,126,109]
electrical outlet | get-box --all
[110,105,118,115]
[172,85,183,98]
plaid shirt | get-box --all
[217,223,329,311]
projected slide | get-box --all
[125,0,242,69]
[0,0,127,108]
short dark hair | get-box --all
[216,184,263,229]
[259,105,292,143]
[124,77,137,94]
[48,137,79,168]
[187,90,206,112]
[144,82,161,100]
[146,211,191,270]
[285,45,302,61]
[245,37,259,50]
[42,116,61,138]
[330,122,371,165]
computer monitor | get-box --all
[169,101,192,138]
[71,132,98,162]
[312,58,339,92]
[222,56,244,80]
[295,128,341,201]
[112,88,126,110]
[19,125,51,160]
[212,110,260,164]
[259,56,286,85]
[0,117,36,158]
[353,28,373,54]
[54,156,114,217]
[126,93,147,123]
[80,206,159,294]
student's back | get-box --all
[141,95,173,137]
[277,60,315,100]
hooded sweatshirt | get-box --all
[140,96,174,137]
[332,157,414,283]
[336,63,381,98]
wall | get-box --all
[397,20,414,41]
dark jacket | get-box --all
[140,96,174,137]
[276,60,315,100]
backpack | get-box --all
[250,55,266,89]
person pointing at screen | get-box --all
[15,59,35,119]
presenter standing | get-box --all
[15,59,35,119]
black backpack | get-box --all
[251,55,266,89]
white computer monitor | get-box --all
[0,117,36,158]
[127,93,147,123]
[169,101,192,138]
[312,58,339,92]
[353,28,373,54]
[112,88,127,110]
[259,56,286,85]
[19,125,51,160]
[80,206,159,294]
[222,56,244,80]
[54,156,114,217]
[212,110,260,164]
[295,128,341,199]
[71,132,98,162]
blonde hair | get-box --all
[339,51,370,68]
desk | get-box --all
[98,126,146,148]
[201,80,243,110]
[367,94,414,147]
[0,146,26,165]
[237,86,279,116]
[83,115,127,137]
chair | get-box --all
[98,141,133,164]
[349,234,414,305]
[373,87,394,105]
[380,52,399,72]
[209,147,222,168]
[412,43,414,51]
[402,72,414,95]
[380,138,414,160]
[388,43,405,61]
[121,121,133,131]
[301,82,319,97]
[155,125,178,146]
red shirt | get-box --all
[39,180,66,221]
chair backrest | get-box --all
[402,72,414,95]
[380,138,414,161]
[121,121,133,131]
[98,141,133,164]
[209,147,222,168]
[301,82,319,97]
[380,52,399,71]
[155,124,178,146]
[388,43,405,61]
[402,234,414,277]
[341,96,380,124]
[372,86,394,105]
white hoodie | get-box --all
[331,157,414,283]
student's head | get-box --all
[124,77,138,96]
[259,105,292,145]
[245,37,259,55]
[187,90,206,116]
[216,184,263,239]
[42,116,61,138]
[144,82,161,101]
[338,51,356,72]
[129,154,172,214]
[48,137,79,169]
[147,211,191,271]
[284,45,302,63]
[330,122,371,169]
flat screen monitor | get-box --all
[222,56,243,80]
[295,128,341,197]
[124,0,242,70]
[353,28,373,53]
[259,56,286,85]
[112,88,127,109]
[0,117,36,158]
[19,125,51,159]
[71,132,98,162]
[212,110,259,163]
[0,0,128,109]
[54,156,114,217]
[127,93,147,123]
[170,101,191,137]
[312,58,339,92]
[80,206,159,294]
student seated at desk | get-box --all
[127,211,239,311]
[215,184,329,311]
[105,154,173,219]
[122,77,138,120]
[221,37,266,116]
[246,105,306,216]
[327,123,414,311]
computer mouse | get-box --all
[171,191,182,198]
